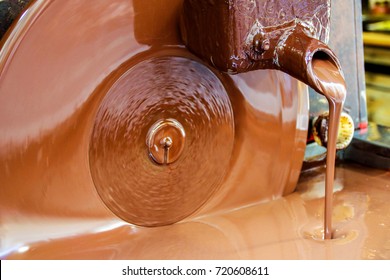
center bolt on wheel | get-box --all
[146,118,186,165]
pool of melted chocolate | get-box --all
[181,0,347,240]
[3,163,390,259]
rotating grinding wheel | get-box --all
[0,0,308,228]
[89,56,234,226]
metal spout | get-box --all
[180,0,342,96]
[266,22,345,97]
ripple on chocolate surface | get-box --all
[89,56,234,226]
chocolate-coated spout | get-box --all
[271,24,345,98]
[181,0,346,103]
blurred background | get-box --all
[363,0,390,127]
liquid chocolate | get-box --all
[4,164,390,259]
[0,0,378,260]
[89,55,235,227]
[0,0,306,226]
[182,0,346,239]
[311,57,346,239]
[181,0,331,73]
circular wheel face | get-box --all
[0,0,308,224]
[89,56,234,226]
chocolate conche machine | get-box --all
[0,0,389,259]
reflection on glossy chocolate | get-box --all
[89,56,235,226]
[0,0,382,260]
[310,56,346,239]
[0,0,306,224]
[182,0,347,239]
[4,164,390,260]
[181,0,330,74]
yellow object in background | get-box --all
[312,112,355,150]
[366,20,390,31]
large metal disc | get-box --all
[89,56,234,226]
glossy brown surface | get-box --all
[181,0,331,75]
[310,57,346,239]
[89,55,235,226]
[182,0,347,239]
[0,0,388,260]
[3,163,390,259]
[146,118,186,165]
[0,0,307,226]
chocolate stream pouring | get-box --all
[181,0,347,239]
